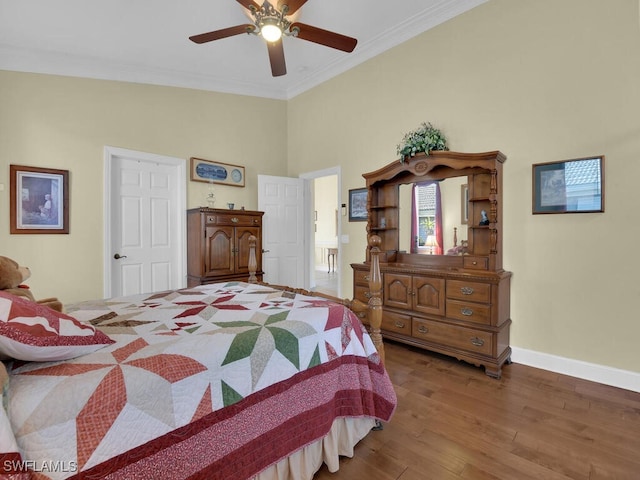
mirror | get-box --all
[398,176,468,255]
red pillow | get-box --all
[0,291,114,361]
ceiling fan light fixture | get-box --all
[188,0,358,77]
[261,22,282,42]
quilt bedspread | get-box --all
[3,282,396,480]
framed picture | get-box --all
[348,188,368,222]
[190,157,245,187]
[10,165,69,234]
[532,156,604,214]
[461,184,469,224]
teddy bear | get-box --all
[0,255,63,312]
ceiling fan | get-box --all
[189,0,358,77]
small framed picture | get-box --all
[532,156,604,214]
[190,157,245,187]
[348,188,368,222]
[10,165,70,234]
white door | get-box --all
[258,175,304,287]
[104,147,186,297]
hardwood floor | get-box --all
[313,267,338,297]
[314,341,640,480]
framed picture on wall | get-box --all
[10,165,70,234]
[190,157,245,187]
[532,156,604,214]
[348,188,368,222]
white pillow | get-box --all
[0,291,114,362]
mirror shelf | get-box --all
[362,150,506,273]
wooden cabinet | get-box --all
[384,273,445,316]
[352,151,512,378]
[352,264,511,378]
[187,208,264,286]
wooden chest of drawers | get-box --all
[352,263,511,378]
[187,208,264,286]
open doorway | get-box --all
[311,175,339,296]
[300,167,341,297]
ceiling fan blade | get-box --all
[235,0,261,11]
[277,0,309,15]
[189,24,255,44]
[267,39,287,77]
[290,22,357,52]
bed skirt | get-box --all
[254,417,377,480]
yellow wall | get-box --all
[287,0,640,373]
[0,72,287,303]
[1,0,639,375]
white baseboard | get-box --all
[510,347,640,393]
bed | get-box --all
[1,236,395,480]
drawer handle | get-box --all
[395,321,406,329]
[232,217,239,223]
[364,274,370,281]
[364,291,371,298]
[461,308,473,316]
[461,286,474,295]
[470,337,484,347]
[417,325,428,334]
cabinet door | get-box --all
[384,273,412,310]
[204,226,235,276]
[235,226,261,274]
[413,276,446,316]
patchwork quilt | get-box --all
[2,282,396,479]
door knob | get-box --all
[113,253,127,259]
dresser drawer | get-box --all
[447,279,491,303]
[354,285,370,303]
[382,310,412,335]
[446,299,491,325]
[412,318,493,356]
[206,213,260,226]
[354,269,371,286]
[463,256,488,270]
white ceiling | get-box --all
[0,0,486,100]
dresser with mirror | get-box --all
[352,151,512,378]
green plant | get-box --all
[396,122,448,162]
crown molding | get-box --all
[0,44,289,100]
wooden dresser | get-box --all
[187,208,264,286]
[352,151,512,378]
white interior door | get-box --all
[104,147,186,297]
[258,175,304,287]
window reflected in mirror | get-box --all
[399,176,468,255]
